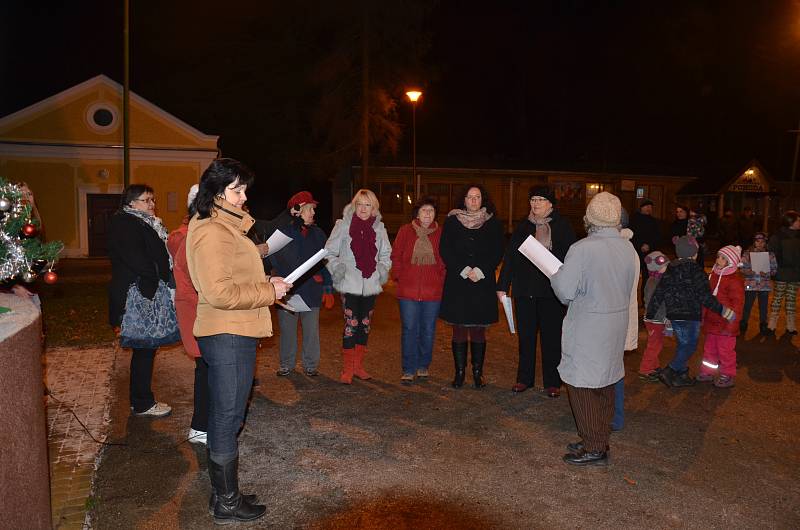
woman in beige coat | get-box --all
[187,158,291,524]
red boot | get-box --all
[340,348,355,384]
[353,344,372,380]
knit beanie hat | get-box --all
[529,185,557,205]
[645,250,668,273]
[585,191,622,227]
[187,184,199,208]
[673,235,698,258]
[716,245,742,274]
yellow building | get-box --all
[0,75,218,257]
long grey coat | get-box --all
[550,227,638,388]
[325,205,392,297]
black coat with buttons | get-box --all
[438,214,504,326]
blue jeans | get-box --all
[398,299,441,375]
[611,377,624,431]
[669,320,701,373]
[197,334,258,464]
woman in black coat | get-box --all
[439,184,504,388]
[496,186,576,397]
[108,184,173,417]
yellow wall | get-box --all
[132,163,200,230]
[1,85,216,150]
[0,159,78,248]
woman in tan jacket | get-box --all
[186,158,291,524]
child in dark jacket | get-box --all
[639,250,669,381]
[646,236,735,388]
[697,246,745,388]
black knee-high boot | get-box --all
[471,341,487,389]
[452,341,467,388]
[208,455,266,523]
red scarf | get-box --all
[349,215,377,278]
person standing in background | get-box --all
[496,185,575,397]
[391,197,446,384]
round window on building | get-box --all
[93,108,114,127]
[85,102,119,133]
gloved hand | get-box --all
[721,306,736,322]
[322,293,335,310]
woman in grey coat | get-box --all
[325,188,392,384]
[550,192,638,467]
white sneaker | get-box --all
[188,428,207,445]
[132,402,172,417]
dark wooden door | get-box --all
[88,194,120,257]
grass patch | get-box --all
[39,280,116,347]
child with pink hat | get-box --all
[697,245,745,387]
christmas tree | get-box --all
[0,177,63,284]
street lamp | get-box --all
[406,89,422,201]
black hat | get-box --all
[639,198,654,208]
[529,185,556,205]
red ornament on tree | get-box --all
[21,223,37,237]
[43,271,58,284]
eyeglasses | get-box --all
[644,254,667,266]
[134,198,155,205]
[530,197,550,203]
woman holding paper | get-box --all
[439,184,504,388]
[391,197,446,383]
[497,186,575,397]
[549,192,638,466]
[325,188,392,384]
[186,158,291,523]
[265,191,334,377]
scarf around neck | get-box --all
[349,214,378,278]
[528,206,554,250]
[709,260,737,296]
[411,219,437,265]
[123,205,172,268]
[448,207,491,229]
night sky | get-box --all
[3,1,800,214]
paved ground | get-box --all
[46,346,115,529]
[81,281,800,529]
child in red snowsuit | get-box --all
[698,245,745,388]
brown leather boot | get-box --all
[340,348,355,384]
[353,344,372,380]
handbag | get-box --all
[119,277,181,349]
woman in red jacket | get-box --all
[167,185,207,444]
[698,245,745,388]
[391,197,446,384]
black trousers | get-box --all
[514,296,565,389]
[130,347,156,412]
[191,357,209,432]
[342,294,377,349]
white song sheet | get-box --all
[284,248,329,284]
[278,294,312,313]
[749,251,770,274]
[517,235,563,278]
[500,294,516,334]
[265,229,292,257]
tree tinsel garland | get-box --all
[0,177,64,283]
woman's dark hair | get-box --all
[675,204,688,217]
[781,210,799,228]
[120,184,154,209]
[456,183,495,214]
[195,158,255,219]
[411,196,438,220]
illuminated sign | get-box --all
[729,168,767,193]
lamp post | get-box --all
[406,90,422,201]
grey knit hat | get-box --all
[673,235,698,258]
[585,192,622,227]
